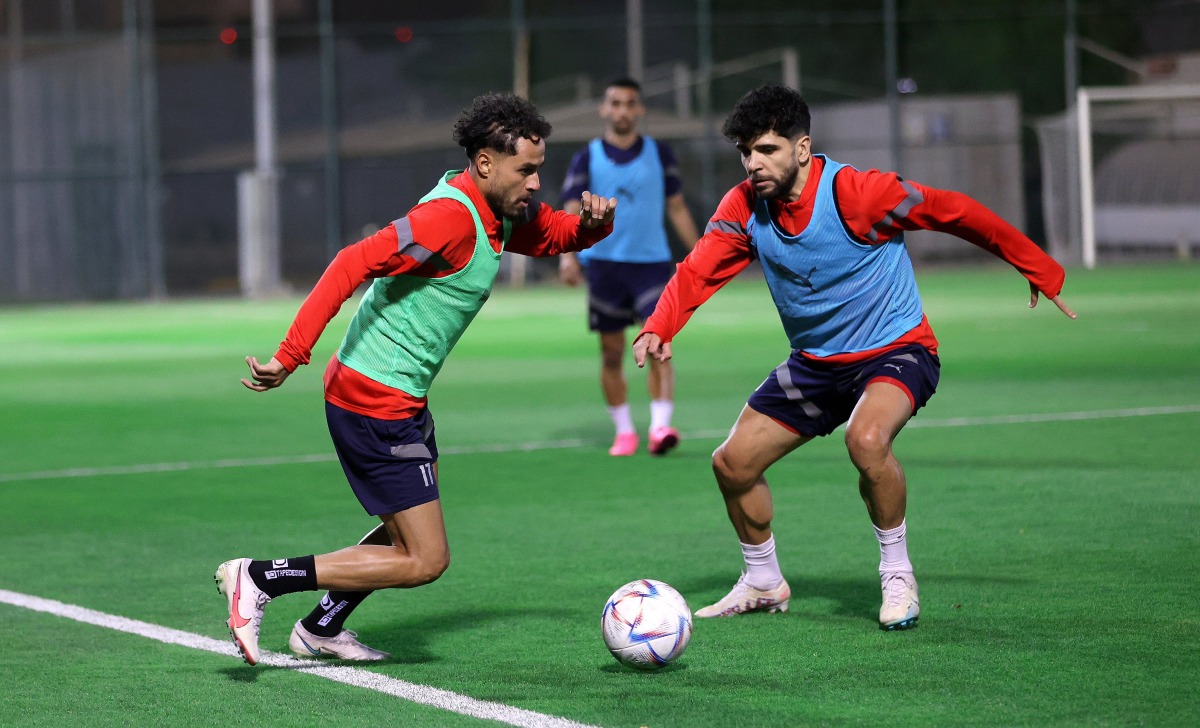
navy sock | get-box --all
[247,556,318,599]
[300,590,373,637]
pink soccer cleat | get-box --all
[648,426,680,456]
[215,558,271,666]
[694,574,791,618]
[608,432,639,456]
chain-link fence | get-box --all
[1,1,1154,301]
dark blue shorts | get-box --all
[584,259,674,332]
[325,401,440,517]
[747,344,940,438]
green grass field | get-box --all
[1,263,1197,727]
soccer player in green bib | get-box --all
[215,93,617,666]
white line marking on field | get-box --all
[2,404,1197,484]
[687,403,1200,439]
[0,588,597,728]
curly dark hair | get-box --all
[721,85,810,145]
[452,92,553,159]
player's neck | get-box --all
[604,130,639,150]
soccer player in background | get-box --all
[634,85,1075,630]
[216,93,616,665]
[558,78,700,457]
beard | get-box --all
[611,118,635,135]
[754,161,800,201]
[486,188,529,221]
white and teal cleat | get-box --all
[879,571,920,631]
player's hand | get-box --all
[633,332,672,368]
[241,356,291,392]
[558,254,583,287]
[579,191,617,229]
[1029,282,1077,319]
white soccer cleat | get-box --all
[215,558,271,666]
[879,571,920,631]
[289,620,390,661]
[694,574,791,618]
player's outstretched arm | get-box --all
[241,355,291,392]
[633,332,672,368]
[1029,282,1077,319]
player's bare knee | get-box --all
[711,446,755,493]
[844,424,890,469]
[408,551,450,586]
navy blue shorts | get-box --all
[584,259,674,332]
[747,344,940,438]
[325,401,440,517]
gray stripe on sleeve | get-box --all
[868,181,923,241]
[393,216,452,270]
[891,180,924,220]
[704,219,746,236]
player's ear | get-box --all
[474,149,492,178]
[795,135,811,164]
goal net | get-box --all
[1038,84,1200,268]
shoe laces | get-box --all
[881,572,914,608]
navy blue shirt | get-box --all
[559,136,684,204]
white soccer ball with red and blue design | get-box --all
[601,579,693,669]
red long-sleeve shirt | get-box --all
[641,156,1065,363]
[273,170,613,418]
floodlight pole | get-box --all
[138,0,165,298]
[509,0,529,287]
[318,0,342,260]
[511,0,530,100]
[240,0,283,298]
[1064,0,1082,264]
[697,0,717,213]
[2,1,22,295]
[123,0,149,298]
[627,0,644,82]
[884,0,902,172]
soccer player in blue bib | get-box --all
[635,85,1076,630]
[559,78,700,457]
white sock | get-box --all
[607,403,635,435]
[874,520,913,574]
[741,536,784,590]
[650,399,673,431]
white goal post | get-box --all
[1076,84,1200,269]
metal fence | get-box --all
[1,0,160,301]
[0,1,1149,302]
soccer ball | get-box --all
[600,579,693,670]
